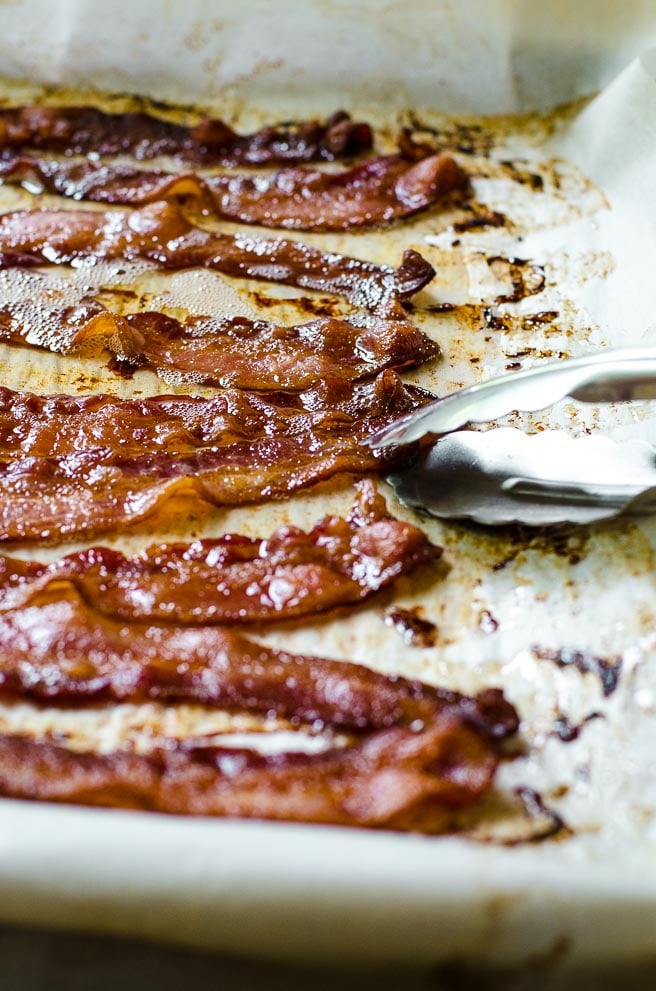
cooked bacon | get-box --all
[0,152,468,231]
[0,203,435,315]
[0,703,510,830]
[0,298,439,390]
[0,590,517,830]
[0,594,518,739]
[0,481,441,622]
[0,107,373,164]
[0,371,432,542]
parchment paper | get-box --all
[1,0,656,113]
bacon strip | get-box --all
[0,712,506,830]
[0,203,435,315]
[0,372,432,542]
[0,107,373,164]
[0,152,468,231]
[0,595,517,737]
[0,591,518,830]
[0,298,439,390]
[0,481,441,623]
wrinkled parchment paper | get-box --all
[0,0,656,971]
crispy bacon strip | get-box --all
[0,298,439,390]
[0,107,373,164]
[0,482,441,623]
[0,371,431,542]
[0,202,434,315]
[0,708,509,830]
[0,596,517,738]
[0,591,518,830]
[0,152,468,231]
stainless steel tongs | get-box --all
[368,349,656,526]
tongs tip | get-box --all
[366,415,416,450]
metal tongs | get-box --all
[368,349,656,526]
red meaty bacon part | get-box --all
[0,371,432,542]
[0,202,435,315]
[0,107,373,164]
[0,151,468,231]
[0,481,441,623]
[0,592,518,829]
[0,298,439,390]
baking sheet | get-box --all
[0,0,655,971]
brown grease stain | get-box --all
[479,609,499,633]
[405,112,496,157]
[384,606,438,647]
[512,786,572,843]
[552,710,603,743]
[498,525,591,569]
[533,646,622,697]
[504,346,571,362]
[451,208,507,234]
[483,307,559,332]
[107,356,137,379]
[498,159,545,190]
[488,255,546,303]
[249,291,344,318]
[452,784,571,847]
